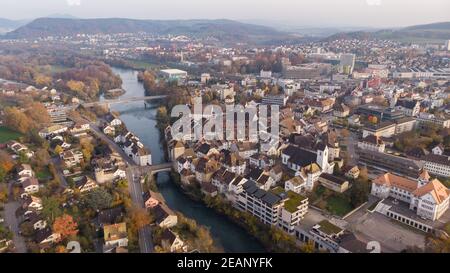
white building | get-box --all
[371,171,450,222]
[357,135,385,153]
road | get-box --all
[89,122,154,253]
[51,157,69,188]
[3,183,27,253]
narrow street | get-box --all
[3,183,27,253]
[89,122,154,253]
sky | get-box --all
[1,0,450,28]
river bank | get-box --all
[107,67,266,253]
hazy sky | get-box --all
[2,0,450,28]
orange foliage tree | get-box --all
[53,214,79,240]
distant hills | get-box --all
[3,17,449,44]
[0,18,29,34]
[325,22,450,42]
[3,18,298,44]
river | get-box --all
[105,67,265,253]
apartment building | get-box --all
[236,181,308,234]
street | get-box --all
[3,183,27,253]
[89,122,154,253]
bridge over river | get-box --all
[81,95,168,107]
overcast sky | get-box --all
[2,0,450,28]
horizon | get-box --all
[1,0,450,29]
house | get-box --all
[160,229,188,253]
[97,206,125,227]
[7,141,34,158]
[285,176,306,194]
[342,165,360,179]
[249,153,274,169]
[269,165,283,183]
[432,144,445,156]
[74,176,99,193]
[61,149,84,167]
[357,135,385,153]
[35,228,61,245]
[17,164,34,183]
[395,99,420,117]
[152,204,178,228]
[70,122,90,137]
[333,103,350,118]
[38,125,68,138]
[143,191,164,209]
[246,168,275,191]
[103,223,128,252]
[22,178,40,196]
[105,114,122,127]
[201,182,218,197]
[22,195,43,213]
[371,171,450,223]
[192,158,220,183]
[222,152,246,175]
[103,125,116,136]
[26,212,47,230]
[318,173,350,193]
[211,168,236,194]
[94,161,126,184]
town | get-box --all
[1,10,450,255]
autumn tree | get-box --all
[300,240,315,253]
[34,148,51,167]
[80,138,94,163]
[3,107,32,133]
[67,80,86,93]
[25,102,51,125]
[34,74,52,87]
[0,150,14,174]
[53,214,79,240]
[128,206,151,230]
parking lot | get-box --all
[345,209,426,253]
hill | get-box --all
[4,18,296,44]
[0,18,29,34]
[325,22,450,43]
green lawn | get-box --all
[36,167,53,181]
[325,195,353,217]
[0,126,22,143]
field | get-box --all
[0,126,22,143]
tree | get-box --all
[34,148,51,167]
[341,128,350,138]
[359,167,369,182]
[0,166,6,184]
[300,240,315,253]
[350,179,370,207]
[80,138,94,163]
[53,214,79,240]
[67,80,86,93]
[0,150,14,173]
[3,107,32,134]
[34,74,52,87]
[42,197,63,223]
[25,102,51,125]
[128,206,151,230]
[83,188,113,211]
[54,145,64,155]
